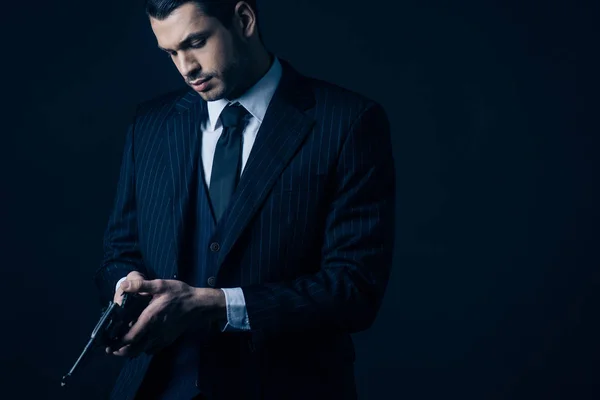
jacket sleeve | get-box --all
[242,102,396,337]
[93,111,147,305]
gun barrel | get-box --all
[61,334,96,387]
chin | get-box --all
[197,86,227,102]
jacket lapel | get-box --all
[166,89,208,267]
[215,60,316,269]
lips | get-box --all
[189,77,212,92]
[190,77,210,85]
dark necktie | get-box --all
[208,102,249,222]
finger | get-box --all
[125,328,159,356]
[109,327,152,357]
[111,328,153,356]
[120,305,156,344]
[112,344,134,357]
[120,279,162,295]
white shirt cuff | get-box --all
[220,287,251,332]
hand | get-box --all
[108,279,226,358]
[105,271,150,355]
[113,270,148,306]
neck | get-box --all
[228,47,273,100]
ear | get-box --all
[233,1,258,39]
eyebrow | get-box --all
[158,30,209,52]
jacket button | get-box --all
[209,242,220,252]
[207,276,216,287]
[172,273,177,279]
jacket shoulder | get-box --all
[134,86,191,119]
[303,75,382,113]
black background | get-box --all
[1,0,596,399]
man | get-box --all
[93,0,396,399]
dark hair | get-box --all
[145,0,259,29]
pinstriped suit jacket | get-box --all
[93,59,396,400]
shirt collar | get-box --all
[206,56,283,131]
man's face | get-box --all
[150,2,249,101]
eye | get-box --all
[190,39,206,48]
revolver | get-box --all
[61,292,151,387]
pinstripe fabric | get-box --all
[93,59,396,400]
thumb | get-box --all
[121,279,156,294]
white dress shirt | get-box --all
[115,57,283,333]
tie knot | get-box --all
[219,103,249,129]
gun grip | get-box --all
[102,293,151,348]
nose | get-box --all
[175,52,200,80]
